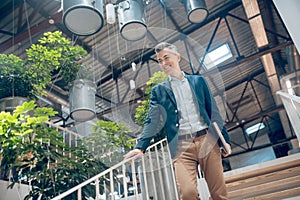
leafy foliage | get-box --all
[0,54,32,98]
[0,31,87,99]
[134,71,167,126]
[0,101,107,200]
[26,31,87,85]
[81,120,136,167]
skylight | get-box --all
[246,122,265,135]
[202,43,233,70]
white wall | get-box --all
[273,0,300,53]
[0,180,30,200]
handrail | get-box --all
[52,156,137,200]
[45,121,83,158]
[277,90,300,144]
[45,121,83,139]
[52,138,179,200]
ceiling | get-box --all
[0,0,298,158]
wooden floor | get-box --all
[224,152,300,200]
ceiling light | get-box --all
[184,0,208,23]
[69,79,96,122]
[118,0,147,41]
[62,0,104,36]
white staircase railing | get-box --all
[51,138,179,200]
[2,120,211,199]
[277,90,300,145]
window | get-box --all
[201,43,233,70]
[246,122,265,135]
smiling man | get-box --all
[125,42,231,200]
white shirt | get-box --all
[169,73,208,136]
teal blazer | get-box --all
[135,74,230,158]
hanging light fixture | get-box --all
[117,0,147,41]
[69,79,96,122]
[62,0,104,36]
[183,0,208,23]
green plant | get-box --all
[81,120,136,167]
[0,54,31,98]
[26,31,87,85]
[134,71,167,125]
[0,31,87,100]
[0,101,107,200]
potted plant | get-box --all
[26,31,97,122]
[0,100,137,199]
[0,31,87,111]
[0,54,33,112]
[25,31,87,88]
[0,101,108,199]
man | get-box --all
[125,42,231,199]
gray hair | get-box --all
[154,42,179,54]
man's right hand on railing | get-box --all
[124,149,144,159]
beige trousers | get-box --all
[173,135,228,200]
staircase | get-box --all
[52,138,179,200]
[49,87,300,200]
[224,153,300,200]
[49,131,300,200]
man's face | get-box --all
[156,48,181,76]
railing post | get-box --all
[122,164,128,199]
[154,145,166,200]
[161,142,173,199]
[140,155,150,199]
[95,178,99,200]
[110,170,115,200]
[130,160,139,198]
[148,149,158,199]
[78,187,82,200]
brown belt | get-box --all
[178,128,208,140]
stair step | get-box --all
[226,165,300,191]
[228,174,300,199]
[224,154,300,184]
[243,187,300,200]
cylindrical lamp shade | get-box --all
[118,0,147,41]
[69,79,96,122]
[62,0,104,36]
[185,0,208,23]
